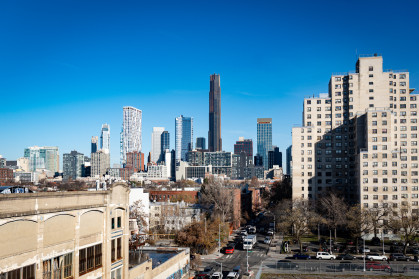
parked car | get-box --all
[411,249,419,255]
[264,236,271,244]
[277,260,299,270]
[414,255,419,262]
[316,252,336,260]
[226,272,239,279]
[267,229,274,236]
[365,262,391,272]
[360,247,370,253]
[336,261,362,272]
[211,272,223,279]
[390,253,410,261]
[196,267,214,278]
[337,254,356,260]
[293,253,311,260]
[366,253,387,261]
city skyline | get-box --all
[1,1,419,165]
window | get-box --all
[4,265,35,279]
[117,217,122,228]
[112,218,115,230]
[369,66,373,71]
[117,238,122,259]
[80,244,102,275]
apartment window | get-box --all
[369,74,374,77]
[317,100,322,104]
[117,217,122,228]
[369,89,374,93]
[335,77,341,81]
[111,239,116,262]
[112,218,115,230]
[5,265,35,279]
[79,244,102,275]
[369,66,373,71]
[363,195,368,200]
[307,100,311,104]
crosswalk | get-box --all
[224,253,266,259]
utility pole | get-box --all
[329,229,332,253]
[246,247,249,273]
[382,231,385,255]
[218,223,221,254]
[363,237,366,272]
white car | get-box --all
[316,252,336,260]
[366,253,387,261]
[226,271,239,279]
[360,247,370,253]
[264,236,272,244]
[211,272,223,279]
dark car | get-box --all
[366,262,391,272]
[277,260,299,270]
[337,254,356,260]
[336,261,362,272]
[390,253,411,261]
[293,253,311,260]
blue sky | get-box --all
[1,0,419,166]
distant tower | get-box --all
[286,145,292,176]
[175,115,193,161]
[151,127,165,163]
[91,136,98,153]
[196,137,206,150]
[100,123,110,153]
[208,74,222,152]
[257,118,273,170]
[161,131,170,161]
[121,106,142,165]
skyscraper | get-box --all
[257,118,273,170]
[91,136,98,153]
[286,145,292,176]
[196,137,206,150]
[63,150,84,180]
[151,127,165,163]
[208,74,222,152]
[175,115,193,161]
[161,131,170,161]
[234,137,253,159]
[100,123,110,152]
[121,106,142,165]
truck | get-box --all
[243,235,257,250]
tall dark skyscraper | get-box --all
[196,137,206,150]
[208,74,222,152]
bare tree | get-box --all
[385,203,419,254]
[364,204,387,239]
[275,199,322,252]
[346,205,372,250]
[200,178,233,223]
[129,199,148,232]
[318,193,348,240]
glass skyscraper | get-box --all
[257,118,272,170]
[175,115,193,161]
[161,131,170,161]
[121,106,142,165]
[100,123,110,153]
[24,146,60,173]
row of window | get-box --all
[0,264,35,279]
[364,186,419,192]
[363,178,419,184]
[79,244,102,275]
[363,194,419,200]
[111,216,122,230]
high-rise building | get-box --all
[196,137,206,150]
[125,151,144,172]
[292,55,419,223]
[257,118,272,170]
[63,150,84,180]
[91,150,110,177]
[24,146,59,174]
[151,127,165,163]
[161,131,170,161]
[100,123,110,152]
[286,145,292,176]
[91,136,98,153]
[268,146,282,169]
[121,106,142,165]
[234,137,253,159]
[175,115,193,161]
[208,74,222,152]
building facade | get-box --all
[24,146,59,174]
[121,106,142,165]
[63,150,85,181]
[91,136,98,153]
[292,56,419,234]
[257,118,273,170]
[208,74,222,152]
[160,131,170,162]
[286,145,292,176]
[234,137,253,159]
[0,168,13,183]
[91,150,110,178]
[175,115,193,161]
[196,137,206,150]
[151,127,165,163]
[0,183,130,279]
[125,151,145,172]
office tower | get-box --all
[91,150,110,177]
[126,151,145,172]
[100,123,110,152]
[165,149,172,179]
[161,131,170,161]
[257,118,273,170]
[175,115,193,161]
[24,146,59,173]
[151,127,165,163]
[286,145,292,176]
[121,106,142,164]
[208,74,222,152]
[268,146,282,169]
[196,137,206,150]
[254,154,263,167]
[292,55,418,219]
[63,150,84,180]
[234,137,253,159]
[91,136,98,153]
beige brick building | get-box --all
[0,182,130,279]
[292,55,418,236]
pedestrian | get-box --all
[387,258,390,264]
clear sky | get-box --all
[1,0,419,167]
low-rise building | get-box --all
[0,168,13,183]
[149,201,201,232]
